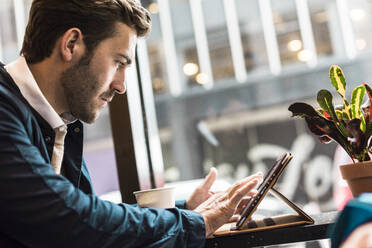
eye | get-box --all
[116,60,126,69]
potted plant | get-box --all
[288,65,372,197]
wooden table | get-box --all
[205,211,338,248]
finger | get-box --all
[229,213,254,223]
[233,190,257,214]
[236,196,252,211]
[229,173,263,196]
[247,189,258,197]
[230,178,260,206]
[228,214,239,223]
[200,167,217,191]
[207,190,215,197]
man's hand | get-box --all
[341,222,372,248]
[194,173,263,237]
[228,191,258,222]
[185,168,217,210]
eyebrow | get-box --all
[117,53,132,65]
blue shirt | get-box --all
[0,63,206,248]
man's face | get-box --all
[60,23,137,123]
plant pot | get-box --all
[340,161,372,197]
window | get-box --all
[0,0,19,63]
[347,0,372,53]
[236,0,269,74]
[137,0,370,214]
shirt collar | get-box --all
[5,56,67,129]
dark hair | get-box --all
[21,0,151,64]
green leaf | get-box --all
[317,89,348,137]
[351,85,366,131]
[329,65,352,119]
[329,65,346,98]
[335,110,343,120]
[351,85,366,118]
[359,111,366,132]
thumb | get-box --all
[201,167,217,191]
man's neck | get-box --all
[27,59,67,115]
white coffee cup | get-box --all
[133,187,175,208]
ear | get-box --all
[59,28,85,63]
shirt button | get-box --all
[45,136,51,143]
[74,127,80,133]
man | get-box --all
[0,0,262,247]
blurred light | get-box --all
[164,167,180,182]
[152,77,165,92]
[288,40,302,52]
[183,63,199,76]
[350,9,366,22]
[297,50,313,62]
[314,12,328,23]
[356,39,367,50]
[272,12,283,24]
[148,2,159,14]
[195,73,208,85]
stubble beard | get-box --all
[60,55,101,124]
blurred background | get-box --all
[2,0,372,230]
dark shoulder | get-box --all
[0,68,32,123]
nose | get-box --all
[111,69,127,94]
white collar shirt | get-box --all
[5,56,71,174]
[5,56,67,130]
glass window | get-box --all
[83,108,120,196]
[347,0,372,53]
[23,0,32,21]
[271,0,305,66]
[308,0,337,58]
[169,0,201,89]
[235,0,269,74]
[0,0,18,63]
[201,0,234,82]
[143,0,343,214]
[142,1,170,95]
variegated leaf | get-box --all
[351,85,366,119]
[329,65,346,98]
[359,110,366,132]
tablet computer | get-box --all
[235,152,293,229]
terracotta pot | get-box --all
[340,161,372,197]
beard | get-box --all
[60,54,115,123]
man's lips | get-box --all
[101,97,113,103]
